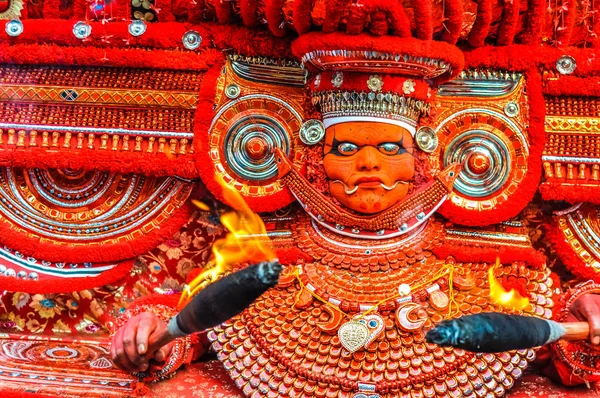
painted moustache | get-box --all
[331,179,410,195]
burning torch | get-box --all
[144,176,282,351]
[426,258,590,353]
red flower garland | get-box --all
[42,0,60,18]
[520,0,545,44]
[0,20,294,59]
[212,0,232,23]
[322,0,350,33]
[156,0,175,22]
[266,0,287,36]
[117,0,130,20]
[544,76,600,96]
[363,0,411,37]
[345,2,367,35]
[0,259,134,294]
[369,10,388,36]
[0,44,223,71]
[0,201,193,263]
[292,0,312,34]
[540,183,600,204]
[412,0,433,40]
[545,222,600,283]
[468,0,492,47]
[433,243,547,269]
[440,0,463,44]
[497,0,520,46]
[594,0,600,48]
[72,0,86,19]
[555,0,576,46]
[240,0,259,27]
[465,45,600,79]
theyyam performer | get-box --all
[1,0,600,397]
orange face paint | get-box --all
[322,121,415,214]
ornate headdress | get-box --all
[293,34,464,136]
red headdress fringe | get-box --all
[497,0,520,46]
[440,0,463,44]
[468,0,493,47]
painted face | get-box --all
[323,121,415,214]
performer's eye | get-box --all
[337,142,359,155]
[377,143,403,155]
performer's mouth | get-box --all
[332,179,408,195]
[354,177,383,188]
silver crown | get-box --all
[311,90,429,125]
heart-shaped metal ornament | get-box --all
[338,320,369,353]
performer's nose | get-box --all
[356,147,381,171]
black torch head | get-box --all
[175,260,283,335]
[425,313,555,353]
[425,318,463,347]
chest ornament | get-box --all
[290,258,472,354]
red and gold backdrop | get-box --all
[0,0,599,397]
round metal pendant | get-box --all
[504,102,520,117]
[73,21,92,39]
[556,55,576,75]
[182,30,202,50]
[5,20,23,37]
[225,84,241,99]
[128,20,147,37]
[299,119,325,145]
[415,126,438,153]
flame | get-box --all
[488,258,530,311]
[191,199,210,211]
[178,176,276,309]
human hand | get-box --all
[110,312,175,372]
[568,293,600,345]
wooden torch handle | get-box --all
[561,322,591,341]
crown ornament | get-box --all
[311,89,429,131]
[294,34,463,131]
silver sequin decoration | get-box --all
[73,21,92,39]
[182,30,202,50]
[556,55,576,75]
[504,102,520,117]
[225,84,241,99]
[5,20,23,37]
[128,20,147,37]
[299,119,325,145]
[415,126,438,153]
